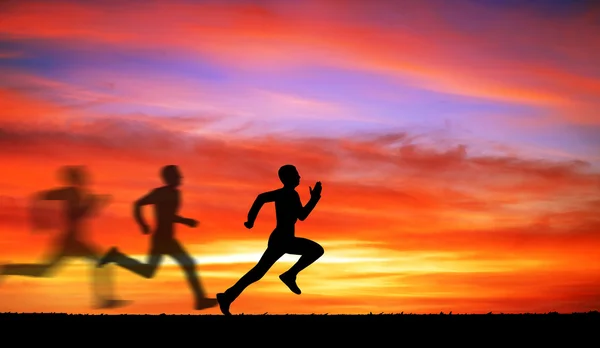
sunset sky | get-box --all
[1,0,599,315]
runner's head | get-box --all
[161,165,182,187]
[59,165,87,187]
[278,164,300,188]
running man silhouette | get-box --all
[97,165,217,310]
[0,165,126,309]
[217,164,324,315]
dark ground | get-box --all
[1,312,597,343]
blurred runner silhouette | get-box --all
[97,165,217,310]
[0,165,127,309]
[217,164,324,315]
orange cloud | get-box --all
[1,103,599,314]
[1,1,600,313]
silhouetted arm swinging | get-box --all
[174,215,198,227]
[29,188,71,233]
[298,181,322,221]
[174,215,187,223]
[35,187,71,201]
[244,190,278,229]
[133,189,158,234]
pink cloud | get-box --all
[1,0,599,128]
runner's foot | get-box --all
[216,292,232,316]
[95,298,132,309]
[195,297,218,310]
[279,272,301,295]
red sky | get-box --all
[0,0,599,314]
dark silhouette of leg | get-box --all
[279,237,324,295]
[79,242,110,303]
[0,248,65,278]
[167,239,217,310]
[98,244,162,278]
[77,241,129,309]
[217,247,284,315]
